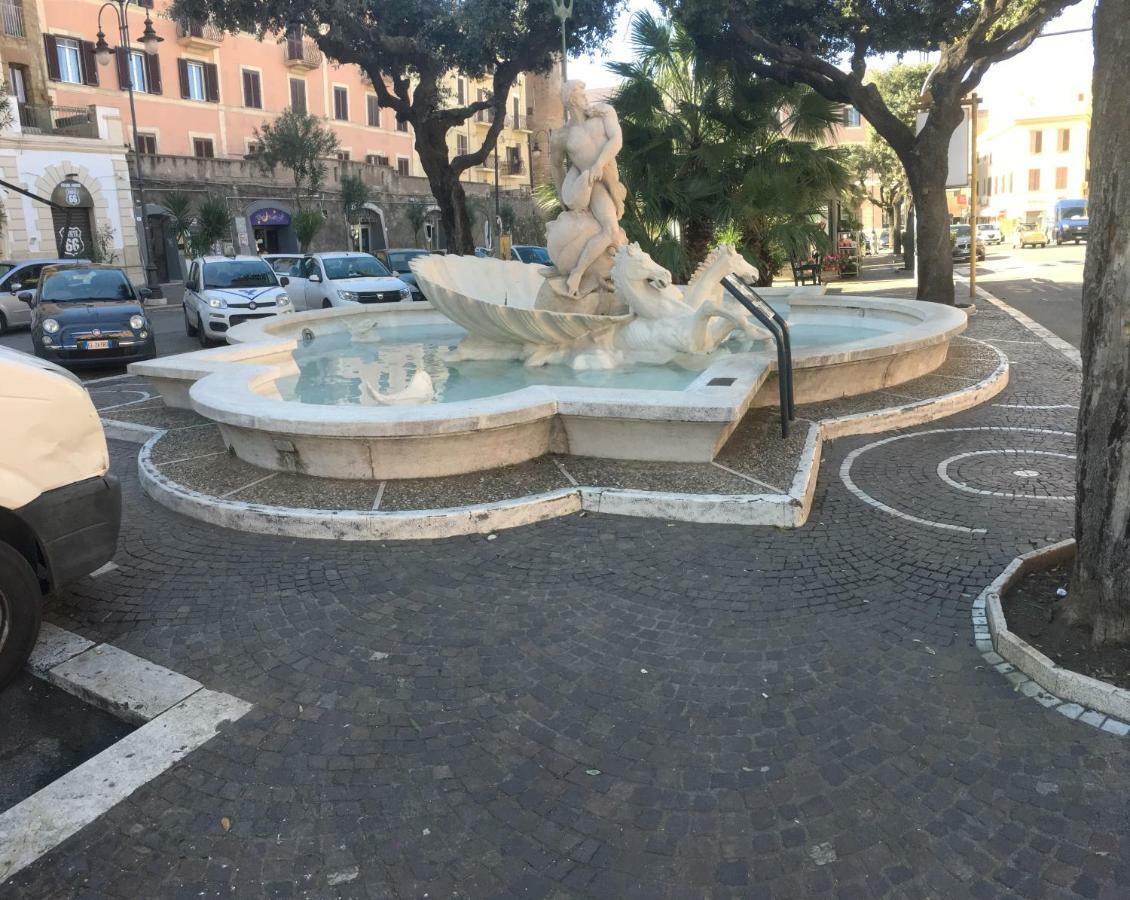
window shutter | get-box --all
[80,41,99,86]
[43,34,60,81]
[147,53,162,95]
[204,62,219,103]
[116,47,130,91]
[178,58,189,98]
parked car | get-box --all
[511,245,552,265]
[0,347,121,686]
[372,248,432,299]
[276,252,412,310]
[879,229,890,250]
[1012,223,1047,249]
[950,225,987,262]
[976,223,1003,245]
[0,258,88,335]
[22,264,156,368]
[183,255,294,346]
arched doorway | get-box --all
[50,179,95,259]
[145,203,183,283]
[423,208,445,251]
[354,203,388,253]
[245,202,298,254]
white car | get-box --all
[976,223,1003,245]
[267,252,412,310]
[183,255,294,346]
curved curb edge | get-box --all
[975,539,1130,736]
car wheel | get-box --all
[197,313,212,348]
[184,304,198,337]
[0,541,42,690]
[322,299,332,310]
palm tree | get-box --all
[610,10,851,284]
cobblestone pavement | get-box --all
[8,304,1129,900]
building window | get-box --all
[1057,128,1071,152]
[246,141,262,156]
[1055,166,1068,190]
[128,50,148,93]
[457,78,465,105]
[56,37,84,84]
[242,69,262,109]
[1027,168,1040,191]
[136,133,157,155]
[193,138,215,158]
[1009,173,1014,192]
[512,95,521,126]
[289,77,306,114]
[842,106,861,127]
[396,117,408,133]
[337,150,351,161]
[366,153,389,166]
[333,86,348,121]
[506,145,522,174]
[367,95,380,127]
[456,134,469,156]
[185,60,206,100]
[396,157,410,177]
[1029,130,1043,154]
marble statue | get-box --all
[407,81,766,374]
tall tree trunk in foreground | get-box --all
[1062,0,1130,644]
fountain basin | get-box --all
[132,292,966,480]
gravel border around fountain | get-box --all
[101,336,1008,539]
[975,540,1130,736]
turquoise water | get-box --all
[273,323,885,406]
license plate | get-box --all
[81,340,111,350]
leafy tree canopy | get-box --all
[253,108,339,208]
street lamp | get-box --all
[93,0,163,295]
[550,0,572,81]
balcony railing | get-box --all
[2,0,25,38]
[176,20,224,46]
[473,112,528,131]
[479,154,525,176]
[284,36,322,69]
[18,104,99,139]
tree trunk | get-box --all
[892,203,903,256]
[1062,0,1130,645]
[904,152,955,303]
[415,125,475,254]
[683,215,714,281]
[902,202,915,272]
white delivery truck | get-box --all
[0,347,121,687]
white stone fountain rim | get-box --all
[133,295,966,439]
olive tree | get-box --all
[172,0,622,254]
[665,0,1082,304]
[1062,0,1130,645]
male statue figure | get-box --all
[548,80,629,298]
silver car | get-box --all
[0,259,88,334]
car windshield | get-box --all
[267,257,298,274]
[1060,206,1087,219]
[204,260,278,288]
[322,256,390,279]
[952,225,971,238]
[41,268,134,303]
[385,250,428,272]
[976,224,994,231]
[514,246,552,264]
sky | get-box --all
[567,0,1097,101]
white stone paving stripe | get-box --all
[993,403,1078,410]
[710,461,784,494]
[219,471,279,499]
[936,449,1075,501]
[0,689,251,884]
[89,561,119,577]
[553,458,579,486]
[971,283,1082,368]
[372,481,387,510]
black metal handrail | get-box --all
[721,275,795,437]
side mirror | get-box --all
[138,287,153,299]
[308,273,322,283]
[18,291,33,305]
[9,282,22,294]
[279,276,290,286]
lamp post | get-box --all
[93,0,162,295]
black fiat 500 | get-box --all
[22,264,156,368]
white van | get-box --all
[0,347,121,687]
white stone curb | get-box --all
[975,539,1130,737]
[1,626,252,884]
[108,337,1007,540]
